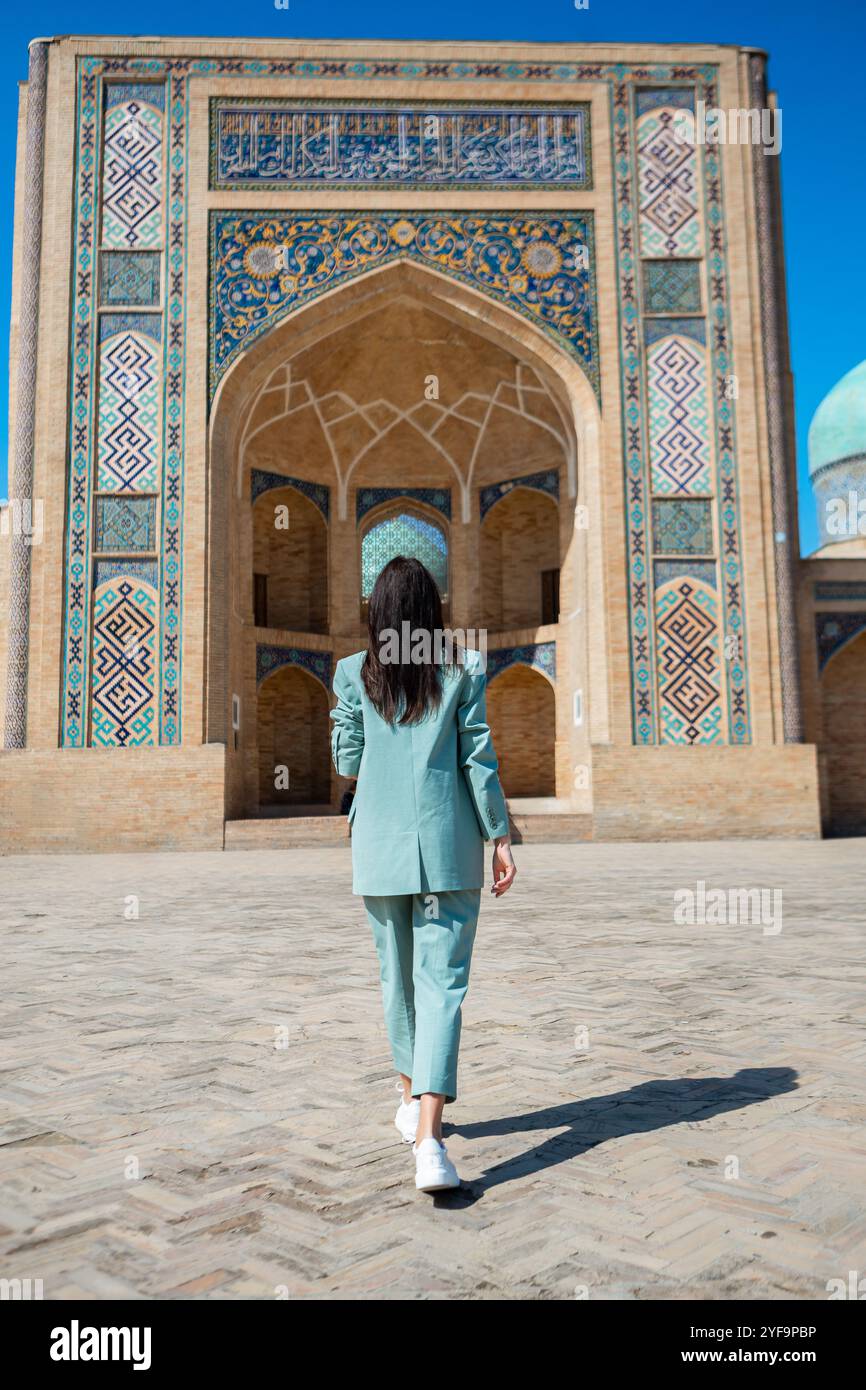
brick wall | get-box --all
[592,745,821,841]
[0,746,226,853]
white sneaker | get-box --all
[395,1096,420,1144]
[413,1136,460,1192]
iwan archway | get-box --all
[207,258,605,823]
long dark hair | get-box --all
[362,556,453,724]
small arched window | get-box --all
[360,511,448,600]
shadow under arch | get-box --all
[206,258,605,747]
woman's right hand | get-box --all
[491,837,517,896]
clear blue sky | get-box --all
[1,0,863,554]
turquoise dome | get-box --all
[808,359,866,477]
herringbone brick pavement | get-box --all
[1,841,864,1300]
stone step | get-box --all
[509,813,593,843]
[225,816,350,849]
[224,809,593,849]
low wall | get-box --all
[0,744,226,853]
[591,744,821,841]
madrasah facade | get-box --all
[1,35,864,852]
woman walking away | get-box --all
[330,556,516,1193]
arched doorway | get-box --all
[822,630,866,834]
[488,664,556,797]
[208,261,603,824]
[360,505,449,618]
[480,487,560,630]
[257,664,331,809]
[252,485,328,633]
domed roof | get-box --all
[808,359,866,477]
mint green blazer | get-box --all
[330,649,509,896]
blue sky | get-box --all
[0,1,862,554]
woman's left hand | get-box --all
[491,837,517,896]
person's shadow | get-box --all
[437,1067,797,1206]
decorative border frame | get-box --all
[209,96,593,192]
[59,50,751,750]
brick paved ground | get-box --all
[1,840,864,1300]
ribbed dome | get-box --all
[808,359,866,477]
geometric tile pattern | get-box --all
[97,322,161,492]
[652,498,713,555]
[95,496,158,552]
[7,841,861,1300]
[90,568,158,746]
[360,513,448,599]
[642,259,701,314]
[487,641,556,685]
[157,75,187,746]
[645,316,706,349]
[654,558,716,590]
[356,486,451,524]
[212,100,591,189]
[479,468,559,521]
[648,334,712,496]
[815,612,866,672]
[102,87,164,249]
[210,211,598,398]
[251,469,330,521]
[99,250,161,306]
[256,644,332,690]
[637,101,701,258]
[814,582,866,602]
[656,577,722,744]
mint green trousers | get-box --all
[363,889,481,1104]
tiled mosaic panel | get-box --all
[480,468,559,521]
[210,212,597,396]
[97,318,161,493]
[643,259,701,314]
[654,558,716,590]
[356,486,451,523]
[95,496,157,552]
[814,582,866,602]
[212,101,590,187]
[637,98,701,258]
[251,469,330,519]
[648,332,711,496]
[487,641,556,684]
[99,250,161,306]
[361,513,448,598]
[102,85,165,249]
[90,568,158,746]
[815,612,866,671]
[256,644,332,690]
[656,577,722,744]
[652,499,713,555]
